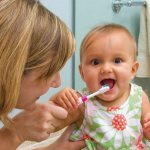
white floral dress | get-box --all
[70,84,150,150]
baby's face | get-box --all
[79,31,139,106]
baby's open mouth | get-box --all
[100,79,115,89]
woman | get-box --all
[0,0,85,149]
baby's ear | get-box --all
[79,64,85,81]
[131,60,139,80]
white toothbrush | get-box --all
[78,84,110,105]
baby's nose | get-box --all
[100,63,113,74]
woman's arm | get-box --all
[36,125,85,150]
[0,126,22,150]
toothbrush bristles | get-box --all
[103,84,109,87]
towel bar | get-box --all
[112,0,146,13]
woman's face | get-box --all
[17,70,61,109]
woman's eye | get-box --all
[114,58,122,64]
[91,59,100,65]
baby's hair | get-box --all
[80,23,137,61]
[0,0,75,126]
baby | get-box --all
[51,24,150,149]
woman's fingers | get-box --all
[12,102,68,142]
[48,101,68,119]
[58,125,86,150]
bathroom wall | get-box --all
[74,0,150,98]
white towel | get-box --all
[137,0,150,77]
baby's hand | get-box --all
[143,112,150,141]
[50,88,79,111]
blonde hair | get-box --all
[0,0,75,126]
[80,23,137,61]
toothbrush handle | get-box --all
[78,85,110,105]
[78,96,87,105]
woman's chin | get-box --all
[16,98,38,109]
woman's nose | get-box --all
[50,72,61,88]
[100,63,112,74]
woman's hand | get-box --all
[12,102,68,143]
[41,125,85,150]
[0,102,68,149]
[0,101,68,150]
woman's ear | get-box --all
[79,64,85,81]
[131,61,139,80]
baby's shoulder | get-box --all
[130,83,143,97]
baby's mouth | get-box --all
[100,79,115,89]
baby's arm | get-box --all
[143,113,150,140]
[49,88,84,131]
[141,91,150,141]
[51,88,80,111]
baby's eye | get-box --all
[114,58,122,64]
[91,59,100,65]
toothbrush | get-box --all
[78,84,110,105]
